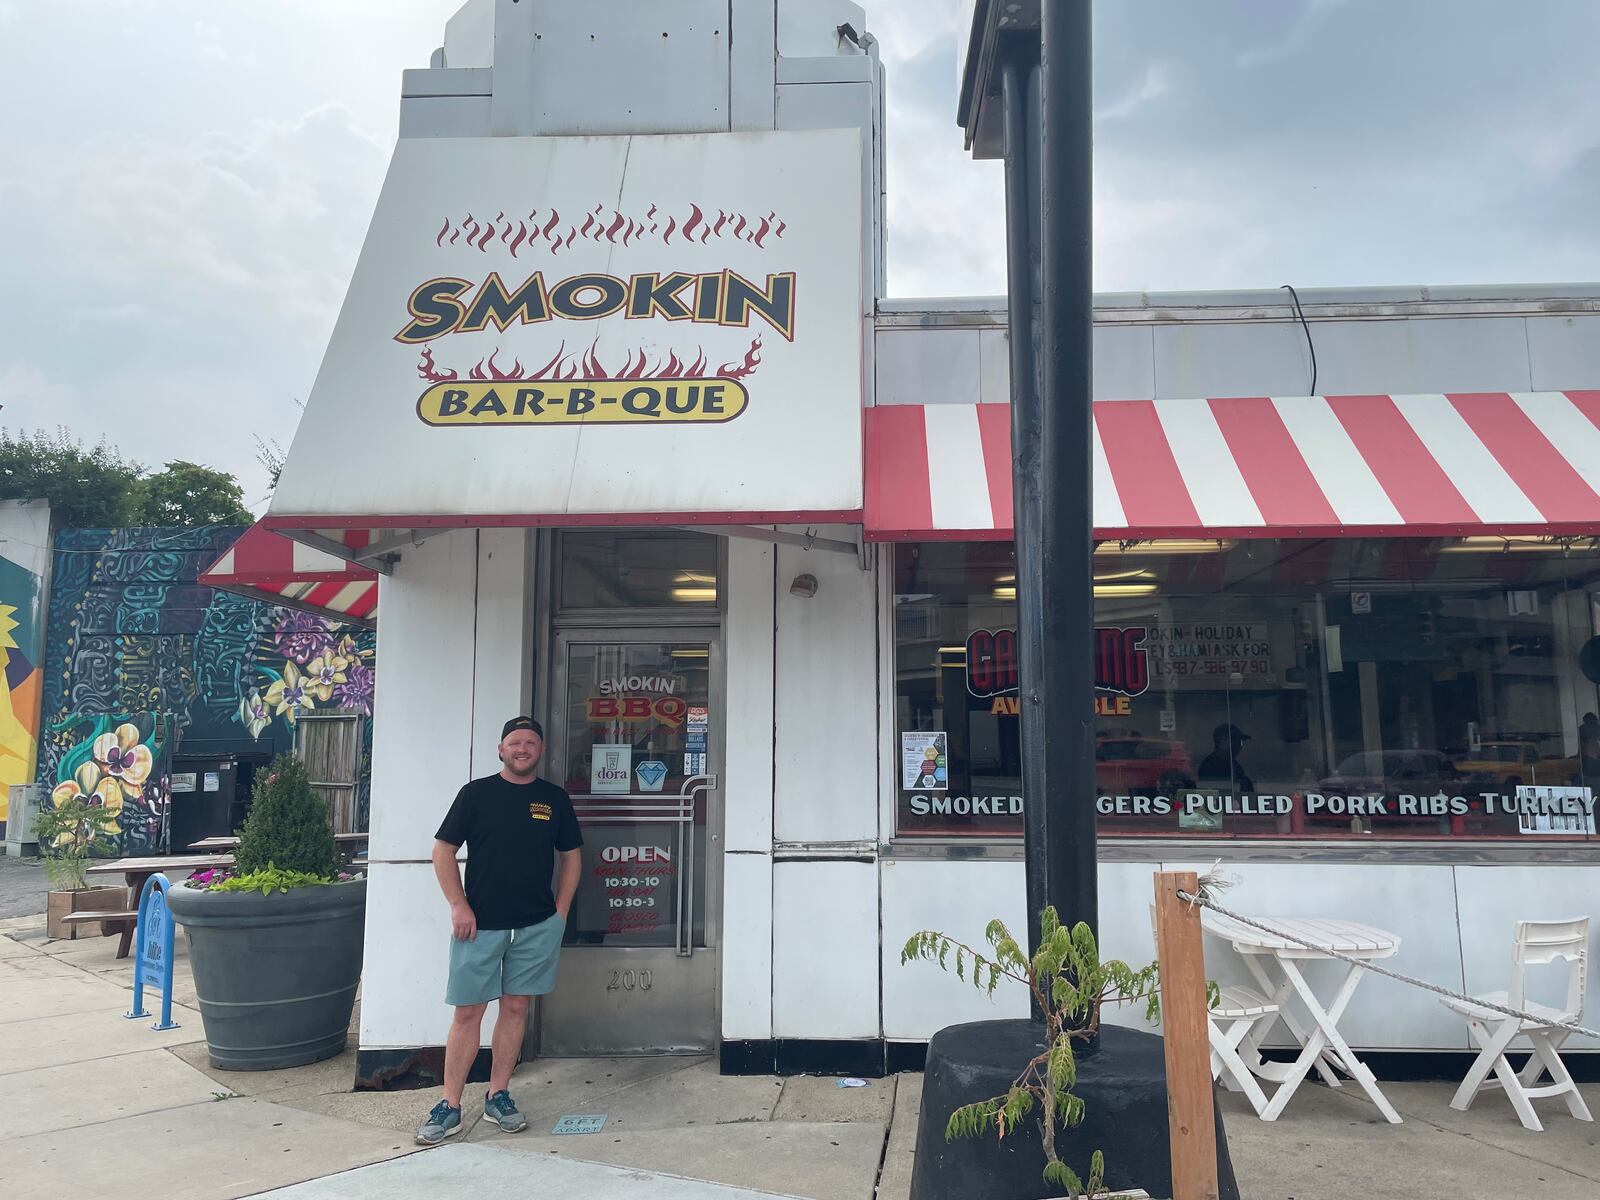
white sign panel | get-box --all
[272,130,864,523]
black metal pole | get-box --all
[1038,0,1098,944]
[1000,48,1052,960]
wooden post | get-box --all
[1155,870,1220,1200]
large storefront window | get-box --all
[894,539,1600,841]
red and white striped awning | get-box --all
[201,524,379,626]
[865,392,1600,541]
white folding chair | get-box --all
[1150,906,1280,1117]
[1442,918,1592,1132]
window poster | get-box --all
[901,732,948,791]
[591,744,632,794]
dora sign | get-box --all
[271,130,864,523]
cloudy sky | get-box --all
[4,0,1599,507]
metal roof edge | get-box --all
[877,282,1600,327]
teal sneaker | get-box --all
[414,1099,463,1145]
[484,1089,527,1133]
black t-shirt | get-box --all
[435,775,583,930]
[1197,751,1254,794]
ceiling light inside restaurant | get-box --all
[1097,539,1235,556]
[670,586,717,602]
[1093,568,1156,583]
[1438,536,1589,554]
[993,582,1159,599]
[670,648,710,658]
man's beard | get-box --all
[503,757,539,778]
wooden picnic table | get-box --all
[78,855,235,958]
[86,854,236,898]
[186,832,369,853]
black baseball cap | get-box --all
[501,717,545,740]
[1213,723,1250,742]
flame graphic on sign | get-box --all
[433,205,785,256]
[416,337,765,384]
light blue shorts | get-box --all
[445,913,565,1006]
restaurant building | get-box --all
[259,1,1600,1083]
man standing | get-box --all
[415,717,583,1144]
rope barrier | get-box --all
[1175,878,1600,1042]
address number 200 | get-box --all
[606,969,654,992]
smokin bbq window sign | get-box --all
[271,130,864,522]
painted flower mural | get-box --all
[264,661,314,724]
[47,714,169,847]
[304,650,349,702]
[49,723,154,819]
[91,723,152,808]
[50,760,123,818]
[274,611,336,666]
[242,613,376,737]
[335,660,376,717]
[238,687,271,739]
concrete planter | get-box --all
[167,877,366,1071]
[46,885,127,940]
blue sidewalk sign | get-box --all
[126,873,179,1031]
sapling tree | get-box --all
[903,907,1209,1198]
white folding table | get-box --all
[1203,911,1404,1123]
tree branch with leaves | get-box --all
[903,907,1214,1198]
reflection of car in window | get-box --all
[1315,749,1521,833]
[1453,741,1582,788]
[1095,737,1195,794]
[1325,750,1459,789]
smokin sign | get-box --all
[965,627,1150,716]
[406,263,795,428]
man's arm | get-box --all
[432,839,476,941]
[553,847,582,919]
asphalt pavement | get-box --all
[0,850,48,918]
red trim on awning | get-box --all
[200,524,379,625]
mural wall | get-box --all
[38,527,376,855]
[0,500,51,837]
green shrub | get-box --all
[235,754,336,879]
[209,866,332,895]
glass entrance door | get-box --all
[537,631,721,1055]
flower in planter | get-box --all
[273,611,335,665]
[265,661,315,724]
[303,649,349,703]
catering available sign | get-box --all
[965,627,1152,699]
[271,130,864,522]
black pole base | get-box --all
[909,1021,1240,1200]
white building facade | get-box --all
[263,1,1600,1086]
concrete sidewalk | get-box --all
[5,912,1599,1199]
[0,917,889,1200]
